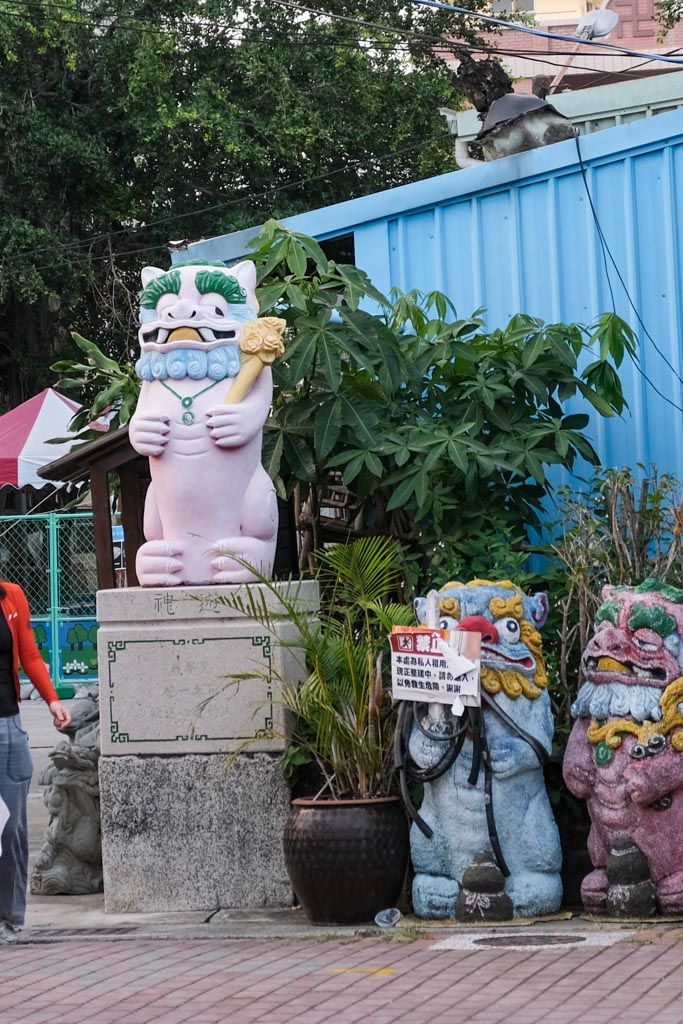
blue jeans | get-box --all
[0,714,33,927]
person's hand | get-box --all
[49,701,72,730]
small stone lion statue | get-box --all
[30,699,102,896]
[409,579,562,919]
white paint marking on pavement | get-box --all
[429,929,634,952]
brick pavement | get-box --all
[1,927,682,1024]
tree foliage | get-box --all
[0,0,478,407]
[654,0,683,33]
[50,332,140,446]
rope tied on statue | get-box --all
[394,691,550,879]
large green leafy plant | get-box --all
[205,536,415,799]
[251,222,634,583]
[49,332,140,446]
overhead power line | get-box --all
[0,0,451,45]
[259,0,683,67]
[0,0,668,88]
[1,1,678,275]
[9,0,680,68]
[0,0,672,72]
[402,0,683,64]
[573,134,683,414]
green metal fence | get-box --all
[0,512,98,696]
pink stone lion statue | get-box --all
[129,259,283,586]
[563,579,683,914]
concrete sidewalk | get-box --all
[11,702,683,1024]
[3,920,683,1024]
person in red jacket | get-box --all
[0,581,71,944]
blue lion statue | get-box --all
[406,579,562,919]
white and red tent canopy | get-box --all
[0,389,81,488]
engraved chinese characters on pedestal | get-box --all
[129,260,285,585]
[564,579,683,915]
[408,580,562,919]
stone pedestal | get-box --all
[96,582,318,913]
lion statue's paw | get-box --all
[210,537,275,584]
[412,873,459,920]
[136,541,185,587]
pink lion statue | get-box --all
[129,259,284,586]
[564,579,683,914]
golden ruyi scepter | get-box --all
[225,317,287,404]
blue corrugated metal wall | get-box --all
[183,110,683,482]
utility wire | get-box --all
[1,65,672,271]
[569,45,683,89]
[573,133,683,414]
[260,0,683,65]
[402,0,683,64]
[0,2,662,72]
[483,47,658,75]
[7,0,682,67]
[0,0,667,103]
[5,0,682,91]
[0,0,242,32]
[0,0,457,45]
[0,0,670,80]
[3,4,680,419]
[0,0,498,62]
[1,2,678,274]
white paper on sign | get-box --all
[435,639,480,706]
[0,794,9,856]
[435,639,477,680]
[451,695,465,717]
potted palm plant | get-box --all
[216,535,415,924]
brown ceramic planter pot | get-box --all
[283,796,410,925]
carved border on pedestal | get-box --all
[107,635,274,745]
